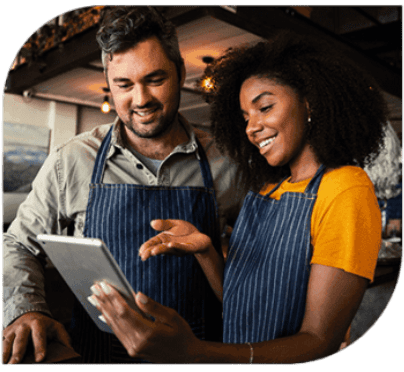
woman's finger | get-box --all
[139,234,164,251]
[150,219,174,232]
[139,244,167,261]
[135,292,177,326]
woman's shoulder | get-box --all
[259,165,375,198]
[320,166,374,195]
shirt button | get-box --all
[136,164,144,170]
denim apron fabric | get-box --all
[223,165,326,344]
[70,127,222,362]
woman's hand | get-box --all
[139,219,212,261]
[89,281,201,363]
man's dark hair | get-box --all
[204,30,387,192]
[96,6,184,80]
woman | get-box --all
[89,31,387,363]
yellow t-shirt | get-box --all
[259,166,381,281]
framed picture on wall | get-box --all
[3,122,50,225]
[3,122,50,192]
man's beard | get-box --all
[123,115,174,139]
[123,98,180,139]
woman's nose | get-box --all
[245,116,263,137]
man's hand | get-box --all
[139,219,212,261]
[3,312,72,364]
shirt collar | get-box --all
[106,114,200,159]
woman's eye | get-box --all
[260,105,273,112]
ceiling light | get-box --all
[101,95,110,114]
[201,76,215,92]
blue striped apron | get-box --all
[223,165,326,344]
[70,127,222,362]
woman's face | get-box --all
[240,76,317,179]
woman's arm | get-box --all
[195,263,368,363]
[138,219,224,301]
[90,262,368,363]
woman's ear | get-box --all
[305,100,310,112]
[305,100,311,121]
[179,63,186,88]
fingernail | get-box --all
[90,285,101,296]
[100,281,112,295]
[137,292,148,305]
[11,356,20,364]
[35,352,45,362]
[98,315,107,323]
[87,296,99,307]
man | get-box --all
[3,6,243,363]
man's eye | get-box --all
[149,78,165,85]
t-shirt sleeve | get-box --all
[310,185,382,281]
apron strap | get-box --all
[266,164,327,198]
[195,137,214,190]
[91,126,114,184]
[304,164,326,194]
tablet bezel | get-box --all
[36,234,142,333]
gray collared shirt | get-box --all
[3,115,244,328]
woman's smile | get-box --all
[240,76,318,181]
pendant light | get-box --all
[101,87,111,114]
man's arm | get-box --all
[3,149,72,363]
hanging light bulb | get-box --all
[201,76,215,92]
[200,56,215,93]
[101,95,110,114]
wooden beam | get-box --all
[5,7,207,95]
[205,6,401,98]
[5,6,401,98]
[6,25,101,95]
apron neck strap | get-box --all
[266,164,326,197]
[91,126,113,184]
[304,164,326,194]
[195,137,214,190]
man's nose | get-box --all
[132,84,153,108]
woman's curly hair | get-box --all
[203,31,387,192]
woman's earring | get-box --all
[308,116,312,123]
[248,154,255,169]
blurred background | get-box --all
[2,4,402,362]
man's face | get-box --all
[106,36,184,139]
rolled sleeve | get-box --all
[3,244,52,327]
[3,150,65,327]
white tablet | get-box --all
[36,234,143,333]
